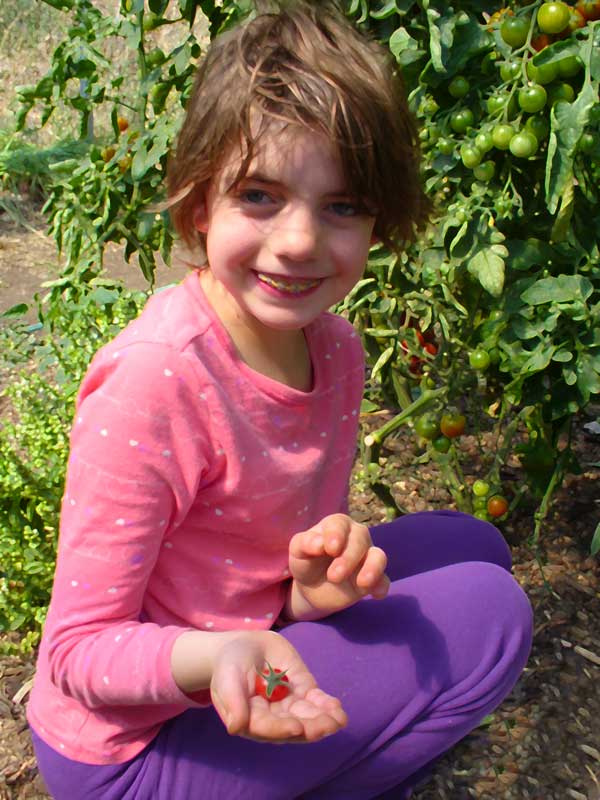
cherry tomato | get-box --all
[537,2,570,33]
[486,94,506,116]
[500,61,521,82]
[492,123,515,149]
[580,131,599,152]
[423,342,438,356]
[473,510,490,521]
[117,116,129,133]
[473,496,489,511]
[415,415,440,441]
[469,349,491,370]
[547,82,576,104]
[510,130,539,157]
[473,160,496,182]
[473,480,490,497]
[449,76,470,98]
[526,58,559,84]
[525,114,550,140]
[101,146,116,163]
[440,413,466,439]
[432,435,451,454]
[500,16,531,47]
[487,495,509,518]
[518,83,547,113]
[460,144,483,168]
[450,109,475,134]
[255,663,290,702]
[475,131,494,152]
[576,0,600,21]
[437,137,455,155]
[560,7,586,33]
[557,55,584,78]
[531,33,552,51]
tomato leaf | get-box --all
[520,275,593,305]
[467,245,507,297]
[545,73,597,214]
[389,27,426,67]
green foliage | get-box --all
[340,1,600,538]
[0,282,146,653]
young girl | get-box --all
[27,2,533,798]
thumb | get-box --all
[211,663,251,735]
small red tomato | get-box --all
[255,663,290,702]
[440,412,466,439]
[117,116,129,132]
[423,342,438,356]
[487,495,509,518]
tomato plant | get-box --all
[255,663,290,702]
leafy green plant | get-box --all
[0,283,146,653]
[338,1,600,541]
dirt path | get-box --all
[1,207,600,799]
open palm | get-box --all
[210,630,347,743]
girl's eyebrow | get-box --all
[242,170,351,197]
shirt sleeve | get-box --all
[44,342,212,709]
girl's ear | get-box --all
[193,199,209,234]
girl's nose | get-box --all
[268,206,319,262]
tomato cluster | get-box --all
[399,315,438,376]
[471,479,510,521]
[419,1,599,197]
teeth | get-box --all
[257,273,320,294]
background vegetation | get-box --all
[1,0,599,653]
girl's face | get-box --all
[194,127,376,336]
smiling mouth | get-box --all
[256,272,322,294]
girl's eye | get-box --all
[239,189,272,205]
[329,201,358,218]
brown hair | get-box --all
[167,0,430,253]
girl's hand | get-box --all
[210,630,347,743]
[287,514,390,621]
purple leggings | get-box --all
[30,511,533,800]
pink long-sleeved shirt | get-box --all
[27,270,365,764]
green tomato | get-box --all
[537,2,570,34]
[473,479,490,497]
[518,83,547,113]
[437,137,455,155]
[473,510,490,521]
[486,95,506,116]
[432,435,451,454]
[415,415,440,440]
[450,109,475,134]
[557,55,584,78]
[547,82,576,105]
[525,114,550,140]
[500,16,531,48]
[500,61,521,82]
[449,76,470,98]
[473,160,496,182]
[492,123,515,149]
[526,59,558,85]
[475,131,494,152]
[421,96,440,115]
[495,196,513,216]
[473,496,489,511]
[460,144,483,168]
[579,131,599,152]
[510,130,539,157]
[469,349,491,370]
